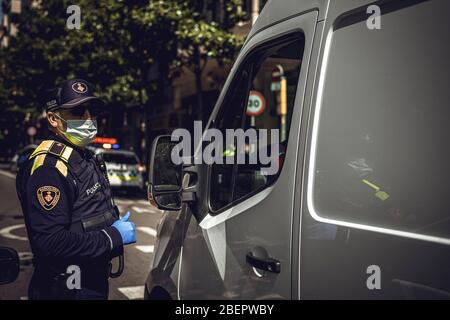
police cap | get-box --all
[44,79,105,112]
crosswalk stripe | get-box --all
[135,245,154,253]
[117,285,145,300]
[0,224,27,241]
[117,206,160,217]
[137,226,157,237]
[0,169,16,179]
[132,206,149,213]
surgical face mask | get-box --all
[54,112,97,147]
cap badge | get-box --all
[72,82,88,94]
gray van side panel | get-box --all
[178,10,318,300]
[300,0,450,299]
[247,0,329,42]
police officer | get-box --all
[16,79,137,300]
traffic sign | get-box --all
[246,90,266,117]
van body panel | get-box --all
[291,16,329,299]
[177,10,318,300]
[246,0,329,43]
[300,0,450,299]
[146,0,450,300]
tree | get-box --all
[0,0,246,154]
[130,0,246,120]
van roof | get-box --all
[246,0,328,43]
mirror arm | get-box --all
[183,164,197,174]
[182,165,198,202]
[182,191,196,202]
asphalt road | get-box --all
[0,167,164,300]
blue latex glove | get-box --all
[112,211,136,245]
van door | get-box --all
[178,12,318,299]
[300,0,450,299]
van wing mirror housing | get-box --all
[148,135,196,211]
[0,247,20,285]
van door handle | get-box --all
[246,252,281,274]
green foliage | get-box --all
[0,0,246,115]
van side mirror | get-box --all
[148,135,183,211]
[0,247,20,285]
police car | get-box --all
[92,149,145,191]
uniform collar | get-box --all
[48,133,92,159]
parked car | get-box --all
[93,148,145,192]
[145,0,450,300]
[9,144,38,172]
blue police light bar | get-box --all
[112,144,120,149]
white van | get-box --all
[145,0,450,299]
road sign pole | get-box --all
[280,77,287,141]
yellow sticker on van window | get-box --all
[375,191,390,202]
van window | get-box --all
[102,153,138,165]
[210,34,304,212]
[310,0,450,239]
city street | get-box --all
[0,167,164,300]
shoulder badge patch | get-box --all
[37,186,61,211]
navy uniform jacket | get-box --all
[16,134,123,294]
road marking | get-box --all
[117,206,153,215]
[137,226,157,237]
[137,200,150,206]
[19,251,33,259]
[135,245,154,253]
[117,206,126,214]
[117,285,145,300]
[131,206,152,214]
[131,206,145,213]
[18,251,33,266]
[0,224,27,240]
[0,169,16,179]
[114,199,130,205]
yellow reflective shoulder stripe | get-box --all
[55,160,68,177]
[29,140,54,159]
[30,154,46,175]
[29,140,72,177]
[29,140,73,163]
[30,156,69,177]
[60,146,73,162]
